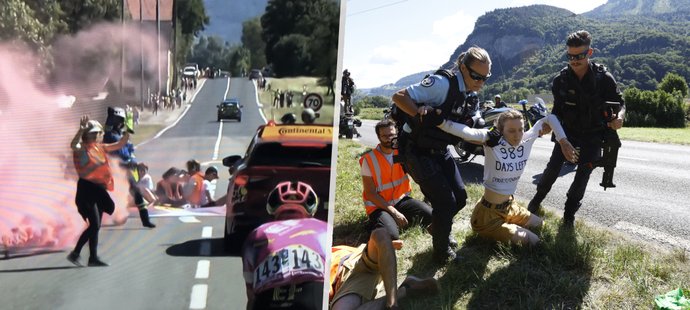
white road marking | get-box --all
[212,121,224,160]
[179,216,201,223]
[202,226,213,238]
[212,79,231,160]
[200,160,223,166]
[135,79,208,148]
[189,284,208,309]
[195,260,210,279]
[614,221,690,252]
[619,156,649,161]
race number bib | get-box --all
[254,244,324,289]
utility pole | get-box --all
[156,0,161,96]
[140,0,145,109]
[172,0,177,90]
[120,0,125,93]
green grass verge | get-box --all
[258,76,334,125]
[130,124,164,145]
[334,139,690,309]
[617,127,690,145]
[356,105,690,145]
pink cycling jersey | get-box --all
[242,218,328,295]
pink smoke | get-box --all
[0,22,162,256]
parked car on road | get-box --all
[217,98,243,122]
[222,123,332,254]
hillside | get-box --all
[585,0,690,17]
[200,0,268,44]
[362,1,690,100]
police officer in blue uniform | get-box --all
[527,30,625,227]
[392,46,492,263]
[104,106,156,228]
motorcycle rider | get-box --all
[494,94,507,108]
[104,106,156,228]
[527,30,625,227]
[341,69,355,114]
[242,181,327,310]
[391,46,491,263]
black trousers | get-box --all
[534,141,600,219]
[74,179,112,258]
[366,196,433,240]
[402,147,467,253]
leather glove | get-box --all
[420,109,444,127]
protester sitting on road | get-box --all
[155,167,187,207]
[330,228,440,309]
[68,116,130,267]
[136,162,158,208]
[199,166,225,207]
[183,159,207,208]
[420,108,577,245]
[242,181,328,310]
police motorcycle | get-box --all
[449,92,489,163]
[339,112,362,139]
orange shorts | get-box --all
[470,197,532,243]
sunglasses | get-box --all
[465,65,491,82]
[566,49,589,61]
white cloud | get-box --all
[352,10,476,88]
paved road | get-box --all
[1,77,264,310]
[355,119,690,252]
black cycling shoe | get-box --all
[87,258,110,267]
[66,252,82,267]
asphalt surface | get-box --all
[1,77,264,310]
[354,119,690,252]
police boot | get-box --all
[527,191,547,214]
[562,201,581,229]
[139,208,156,228]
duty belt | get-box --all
[480,196,512,210]
[413,146,447,155]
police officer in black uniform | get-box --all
[392,46,492,263]
[527,30,625,227]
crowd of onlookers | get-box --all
[135,159,225,209]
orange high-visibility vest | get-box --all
[187,172,205,205]
[73,143,114,191]
[329,245,359,301]
[359,145,411,215]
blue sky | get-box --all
[342,0,607,88]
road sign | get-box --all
[303,93,323,111]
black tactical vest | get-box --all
[408,69,473,150]
[557,62,608,136]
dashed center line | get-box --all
[189,284,208,309]
[195,260,210,279]
[202,226,213,238]
[190,226,215,309]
